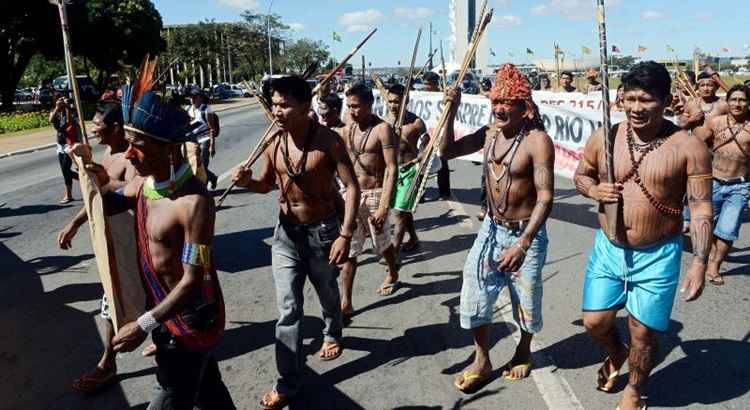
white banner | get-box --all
[366,90,626,179]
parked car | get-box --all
[52,75,99,99]
[15,89,32,102]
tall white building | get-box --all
[449,0,490,74]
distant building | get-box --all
[449,0,489,74]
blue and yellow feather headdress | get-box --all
[121,56,194,143]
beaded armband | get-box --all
[181,243,212,269]
[688,174,712,180]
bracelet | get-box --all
[514,243,527,256]
[136,311,160,333]
[339,232,353,240]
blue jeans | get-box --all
[199,140,217,183]
[272,215,343,396]
[713,180,750,241]
[460,217,548,332]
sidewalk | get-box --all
[0,98,256,158]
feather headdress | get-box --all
[122,55,194,143]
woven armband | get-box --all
[181,243,212,269]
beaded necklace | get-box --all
[143,163,193,200]
[348,117,378,176]
[484,126,525,217]
[619,122,681,216]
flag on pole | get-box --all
[490,48,496,56]
[581,46,592,55]
[666,45,675,53]
[332,31,342,42]
[721,47,731,53]
[526,48,534,55]
[637,45,647,53]
[611,45,621,54]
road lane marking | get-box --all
[444,198,585,410]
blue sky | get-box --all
[152,0,750,66]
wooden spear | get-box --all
[596,0,619,240]
[395,29,423,139]
[405,3,494,211]
[312,28,377,94]
[50,0,89,145]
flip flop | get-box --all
[707,275,725,286]
[597,355,625,393]
[615,404,647,410]
[376,281,401,296]
[260,389,290,410]
[318,341,343,361]
[454,370,491,393]
[59,197,73,204]
[71,366,117,394]
[502,360,533,380]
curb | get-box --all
[0,100,258,159]
[0,142,57,159]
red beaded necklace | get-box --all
[619,122,681,216]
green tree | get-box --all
[281,39,329,74]
[0,1,163,111]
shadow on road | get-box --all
[214,227,273,273]
[0,203,73,219]
[0,243,132,410]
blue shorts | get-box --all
[582,230,682,332]
[712,180,750,241]
[460,217,548,332]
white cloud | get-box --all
[338,9,382,29]
[530,0,621,20]
[531,4,549,16]
[495,15,521,27]
[216,0,259,10]
[288,22,305,31]
[641,10,666,21]
[346,24,372,33]
[393,7,434,19]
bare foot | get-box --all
[376,274,400,296]
[318,341,343,361]
[260,389,290,410]
[616,385,646,410]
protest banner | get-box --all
[361,90,627,179]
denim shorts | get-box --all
[713,180,750,241]
[460,217,548,332]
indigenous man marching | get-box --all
[231,76,360,409]
[91,79,234,408]
[383,83,427,255]
[440,64,555,391]
[57,98,137,394]
[337,82,400,317]
[695,84,750,286]
[679,72,729,130]
[574,62,711,410]
[317,92,346,130]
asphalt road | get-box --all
[1,105,748,410]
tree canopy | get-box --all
[1,1,163,110]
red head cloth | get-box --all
[490,64,531,101]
